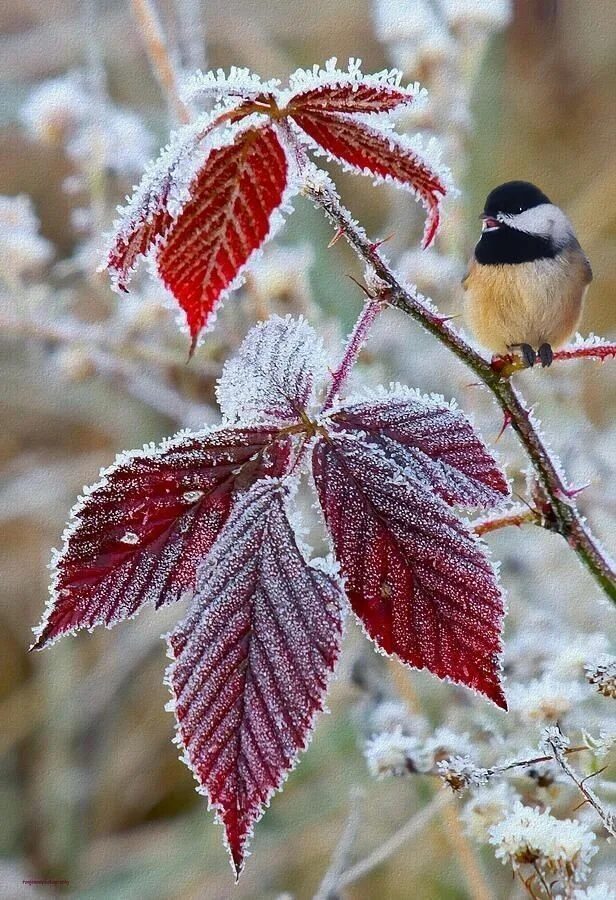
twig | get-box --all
[313,789,364,900]
[473,505,541,537]
[544,727,616,838]
[491,341,616,376]
[323,298,382,412]
[131,0,191,123]
[334,791,449,890]
[305,180,616,604]
[440,798,495,900]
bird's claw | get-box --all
[538,343,554,367]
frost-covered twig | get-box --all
[313,789,364,900]
[323,298,382,411]
[473,505,540,537]
[491,338,616,376]
[334,791,449,890]
[542,726,616,838]
[305,180,616,604]
[131,0,191,123]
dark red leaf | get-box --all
[288,81,415,115]
[328,389,509,508]
[312,432,506,707]
[291,112,446,247]
[156,124,289,349]
[32,427,290,650]
[167,479,344,876]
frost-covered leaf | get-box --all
[156,123,291,349]
[104,107,246,292]
[286,57,420,114]
[290,113,447,247]
[217,315,328,424]
[328,388,509,508]
[312,431,506,707]
[32,427,291,649]
[166,478,344,876]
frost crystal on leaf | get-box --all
[289,115,447,248]
[312,428,507,707]
[32,427,290,649]
[326,386,509,508]
[217,315,328,424]
[166,478,345,876]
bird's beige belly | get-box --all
[464,257,585,354]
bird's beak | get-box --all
[481,215,500,233]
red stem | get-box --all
[323,299,382,412]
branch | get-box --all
[323,298,382,412]
[333,791,449,891]
[543,727,616,838]
[313,789,364,900]
[305,179,616,604]
[492,339,616,376]
[473,505,541,537]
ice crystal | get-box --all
[489,802,598,885]
[585,655,616,699]
[365,728,431,777]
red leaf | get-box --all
[105,108,244,293]
[32,427,290,650]
[167,479,344,876]
[156,124,289,349]
[288,82,415,115]
[291,112,446,247]
[312,432,506,707]
[328,389,509,508]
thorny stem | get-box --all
[131,0,191,124]
[544,727,616,838]
[322,298,383,412]
[305,181,616,605]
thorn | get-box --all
[556,481,591,500]
[464,381,484,388]
[434,313,462,325]
[495,410,513,443]
[580,766,607,786]
[369,231,395,252]
[187,332,199,363]
[327,227,345,248]
[345,273,374,300]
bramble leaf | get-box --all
[32,427,290,650]
[327,387,509,508]
[290,113,446,247]
[166,478,344,876]
[217,315,328,424]
[156,123,291,350]
[312,429,506,707]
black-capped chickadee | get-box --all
[463,181,592,367]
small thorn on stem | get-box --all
[495,410,513,443]
[345,274,375,300]
[556,482,591,500]
[327,227,345,248]
[369,232,395,252]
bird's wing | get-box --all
[461,256,476,290]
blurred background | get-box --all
[1,1,615,898]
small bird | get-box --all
[463,180,592,367]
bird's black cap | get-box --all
[483,181,551,217]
